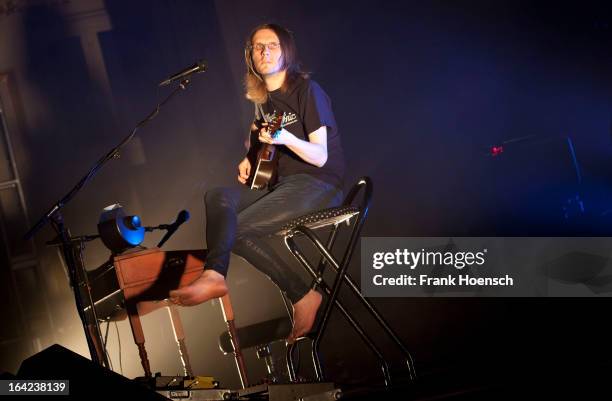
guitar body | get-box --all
[248,144,277,190]
[246,111,286,190]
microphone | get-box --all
[157,210,190,248]
[158,60,207,86]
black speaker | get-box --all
[16,344,166,400]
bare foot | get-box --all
[169,269,228,306]
[288,290,322,343]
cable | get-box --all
[114,321,123,375]
[101,319,114,371]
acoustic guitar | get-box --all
[246,111,286,190]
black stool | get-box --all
[278,176,416,386]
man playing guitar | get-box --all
[170,23,345,343]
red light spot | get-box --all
[491,146,504,157]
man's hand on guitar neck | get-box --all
[237,157,251,184]
[257,122,295,145]
[259,124,328,168]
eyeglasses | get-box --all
[250,42,281,52]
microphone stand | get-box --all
[24,79,193,367]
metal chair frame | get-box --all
[282,176,416,387]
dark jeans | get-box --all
[204,174,343,303]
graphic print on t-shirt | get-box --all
[263,111,298,130]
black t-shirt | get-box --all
[253,76,345,188]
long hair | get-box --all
[244,23,309,104]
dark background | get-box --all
[1,0,612,396]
